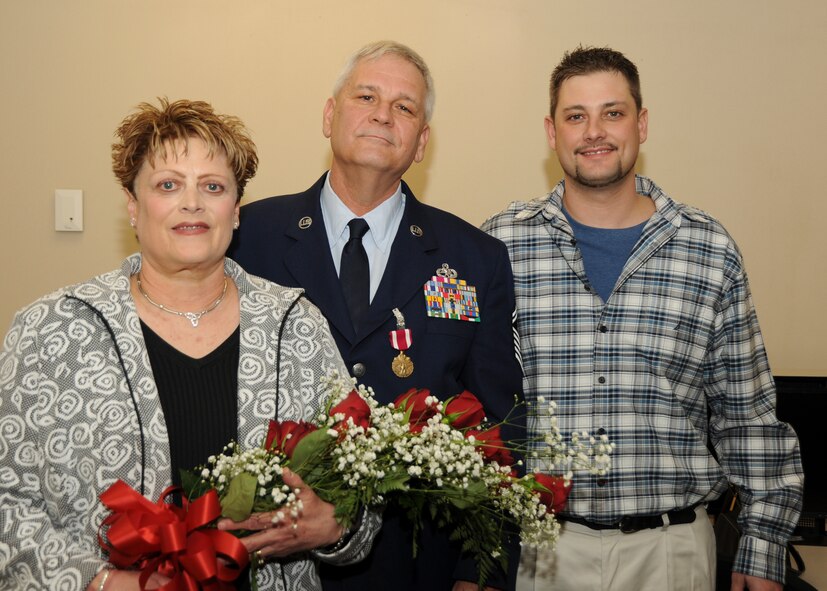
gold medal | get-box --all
[392,351,414,378]
[389,308,414,378]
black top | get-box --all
[141,321,240,486]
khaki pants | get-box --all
[517,506,716,591]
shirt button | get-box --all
[598,325,607,333]
[597,427,606,435]
[598,376,606,384]
[352,363,366,377]
[583,284,591,292]
[597,478,608,487]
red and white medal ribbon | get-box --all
[389,308,412,351]
[389,328,412,351]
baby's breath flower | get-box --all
[189,370,612,588]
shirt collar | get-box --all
[515,175,683,229]
[320,172,405,253]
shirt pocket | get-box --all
[636,291,714,377]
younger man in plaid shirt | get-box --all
[482,46,803,591]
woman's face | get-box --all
[127,137,239,276]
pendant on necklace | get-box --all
[184,312,204,328]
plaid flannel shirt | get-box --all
[482,175,803,583]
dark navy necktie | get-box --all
[340,218,370,331]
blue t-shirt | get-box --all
[563,209,647,302]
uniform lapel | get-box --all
[357,184,438,342]
[282,177,357,342]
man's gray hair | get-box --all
[332,40,435,122]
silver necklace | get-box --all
[136,273,228,328]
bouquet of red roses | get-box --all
[99,373,613,588]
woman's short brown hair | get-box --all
[112,98,258,200]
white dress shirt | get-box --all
[321,173,405,302]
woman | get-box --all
[0,98,378,590]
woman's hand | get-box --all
[217,468,344,559]
[86,569,171,591]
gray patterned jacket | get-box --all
[0,254,380,590]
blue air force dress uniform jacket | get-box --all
[227,174,524,590]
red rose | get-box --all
[533,473,571,514]
[329,390,371,430]
[466,426,514,467]
[264,420,318,458]
[444,390,485,429]
[394,388,438,433]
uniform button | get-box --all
[352,363,366,377]
[597,478,608,487]
[598,376,606,384]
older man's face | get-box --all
[323,54,430,181]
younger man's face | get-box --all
[546,70,648,190]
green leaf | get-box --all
[376,471,410,494]
[441,480,488,510]
[289,429,334,476]
[332,491,360,528]
[221,472,258,522]
[402,404,414,425]
[180,468,209,500]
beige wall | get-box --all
[1,0,825,375]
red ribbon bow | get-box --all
[98,480,249,591]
